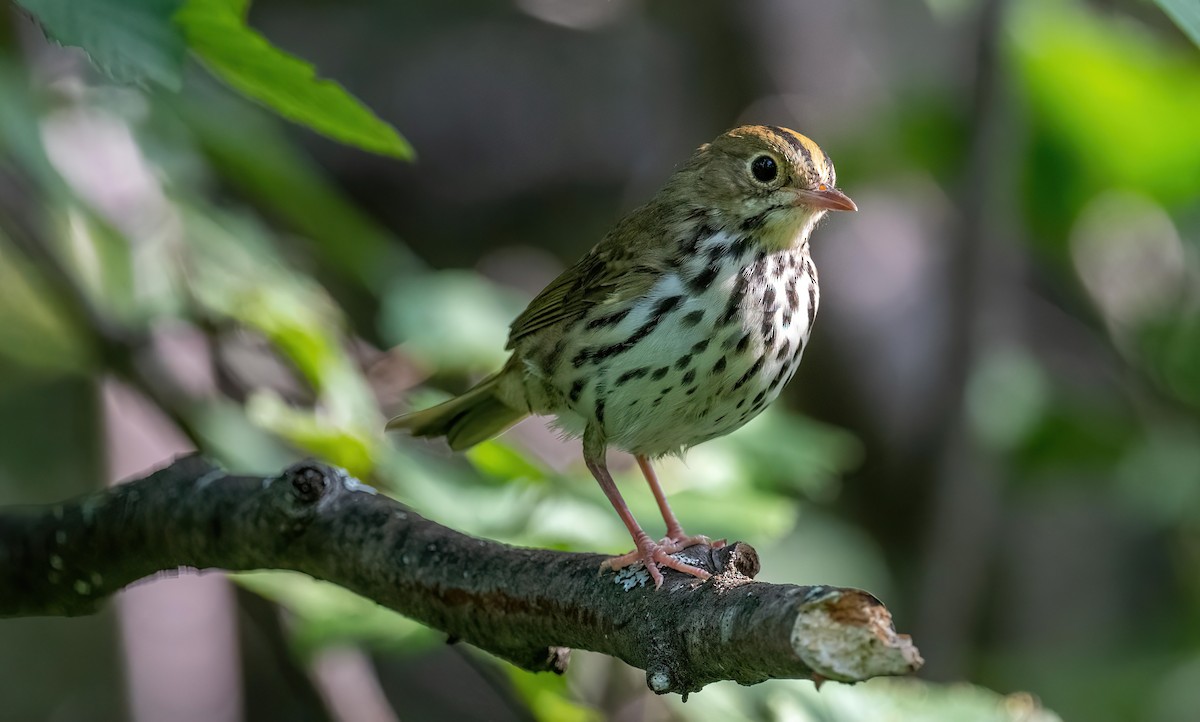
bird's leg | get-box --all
[584,429,710,588]
[634,455,725,550]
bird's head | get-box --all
[675,125,856,250]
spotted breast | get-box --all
[533,225,818,457]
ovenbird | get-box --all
[388,125,856,587]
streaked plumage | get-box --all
[389,125,855,587]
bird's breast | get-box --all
[535,230,819,456]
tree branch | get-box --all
[0,457,922,696]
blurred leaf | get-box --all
[980,648,1160,722]
[381,270,529,372]
[504,666,599,722]
[518,491,634,549]
[1013,0,1200,246]
[678,678,1061,722]
[246,391,377,477]
[921,0,979,21]
[500,467,800,552]
[234,571,436,657]
[176,0,413,159]
[0,65,74,190]
[536,460,801,551]
[716,408,862,499]
[1151,653,1200,722]
[14,0,186,89]
[0,239,92,376]
[1155,0,1200,48]
[178,204,386,470]
[189,398,296,470]
[1014,403,1134,480]
[173,88,421,292]
[967,347,1050,451]
[628,486,798,547]
[1138,314,1200,411]
[457,407,856,551]
[1069,190,1187,332]
[376,448,547,537]
[895,99,967,183]
[466,439,550,485]
[57,207,145,323]
[757,511,893,596]
[180,205,378,411]
[923,0,982,22]
[240,289,343,391]
[1114,424,1200,525]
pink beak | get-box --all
[793,187,858,212]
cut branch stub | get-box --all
[792,587,923,683]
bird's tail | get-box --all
[386,373,526,451]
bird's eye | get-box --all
[750,155,778,184]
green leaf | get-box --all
[1154,0,1200,48]
[1013,0,1200,243]
[14,0,186,89]
[380,270,529,371]
[466,439,550,485]
[247,391,377,478]
[176,205,386,473]
[0,239,92,376]
[966,348,1050,451]
[175,0,413,159]
[677,677,1062,722]
[173,88,423,291]
[234,571,436,657]
[504,667,600,722]
[716,408,862,498]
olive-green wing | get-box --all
[505,237,665,349]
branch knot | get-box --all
[287,462,331,505]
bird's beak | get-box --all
[793,187,857,212]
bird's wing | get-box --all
[506,219,668,349]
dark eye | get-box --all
[750,155,778,183]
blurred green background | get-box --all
[1,0,1198,720]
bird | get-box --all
[388,125,856,587]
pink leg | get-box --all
[635,455,725,549]
[584,432,709,588]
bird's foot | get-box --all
[601,536,712,589]
[662,530,727,550]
